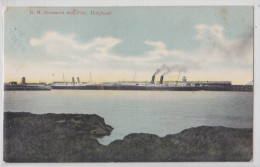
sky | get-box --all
[4,7,253,84]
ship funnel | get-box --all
[160,75,164,84]
[151,75,155,84]
[77,77,80,83]
[72,77,75,84]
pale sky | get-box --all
[4,7,253,84]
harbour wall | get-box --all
[50,85,253,92]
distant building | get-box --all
[21,77,26,85]
[182,76,187,82]
[9,82,17,86]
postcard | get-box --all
[2,6,255,163]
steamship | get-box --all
[4,77,51,91]
[50,75,253,92]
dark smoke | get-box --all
[153,68,162,75]
[161,64,171,75]
[154,64,189,76]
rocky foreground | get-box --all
[4,112,252,162]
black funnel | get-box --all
[151,75,155,84]
[160,75,164,84]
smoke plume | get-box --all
[154,64,189,76]
[154,68,162,75]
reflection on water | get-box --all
[4,90,253,145]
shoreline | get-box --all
[4,112,253,162]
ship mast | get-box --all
[133,71,136,83]
[89,72,92,83]
[176,71,181,86]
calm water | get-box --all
[4,90,253,145]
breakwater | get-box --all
[4,85,51,91]
[50,84,253,91]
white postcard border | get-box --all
[0,0,259,167]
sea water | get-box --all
[4,90,253,145]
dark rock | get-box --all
[107,126,252,162]
[4,112,112,162]
[4,112,252,162]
